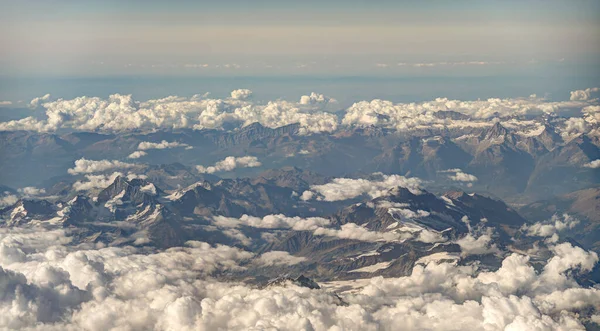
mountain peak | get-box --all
[482,122,509,140]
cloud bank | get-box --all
[1,88,597,136]
[0,226,598,330]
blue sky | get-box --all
[0,0,598,102]
[1,0,599,75]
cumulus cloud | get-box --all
[16,187,46,196]
[256,251,307,266]
[301,174,422,202]
[455,227,500,257]
[0,194,19,208]
[584,159,600,169]
[137,140,191,150]
[213,214,330,231]
[0,88,598,136]
[313,223,410,242]
[230,89,253,100]
[29,93,51,108]
[299,92,335,105]
[67,158,140,175]
[72,172,123,191]
[341,92,597,133]
[439,169,478,182]
[0,226,598,330]
[196,156,261,174]
[570,87,600,101]
[562,117,589,137]
[127,151,147,159]
[0,92,339,134]
[522,214,579,238]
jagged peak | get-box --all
[483,122,509,139]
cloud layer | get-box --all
[0,225,598,330]
[1,88,598,136]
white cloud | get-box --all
[440,169,478,182]
[128,151,147,159]
[0,226,598,330]
[1,88,597,137]
[313,223,409,242]
[562,117,589,137]
[341,93,596,133]
[196,156,261,174]
[0,101,12,107]
[584,159,600,169]
[570,87,600,101]
[455,228,499,257]
[256,251,307,266]
[137,140,191,150]
[301,174,422,202]
[299,92,335,105]
[522,214,579,238]
[16,187,46,196]
[213,214,330,231]
[230,89,253,100]
[0,194,18,208]
[67,158,139,175]
[72,172,123,191]
[416,230,447,243]
[0,93,339,134]
[29,93,50,108]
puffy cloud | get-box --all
[440,169,478,182]
[313,223,410,242]
[230,89,253,100]
[0,225,598,330]
[0,101,12,106]
[584,159,600,169]
[570,87,600,101]
[416,230,447,243]
[127,151,147,159]
[67,158,139,175]
[196,156,261,174]
[391,208,430,219]
[137,140,191,150]
[72,172,122,191]
[522,214,579,238]
[256,251,307,266]
[1,89,598,136]
[213,214,330,231]
[0,194,18,208]
[0,93,339,134]
[299,92,335,105]
[562,117,589,137]
[16,187,46,196]
[29,93,51,108]
[341,93,596,132]
[301,174,423,202]
[455,228,499,257]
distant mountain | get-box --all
[1,116,599,202]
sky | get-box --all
[0,0,599,102]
